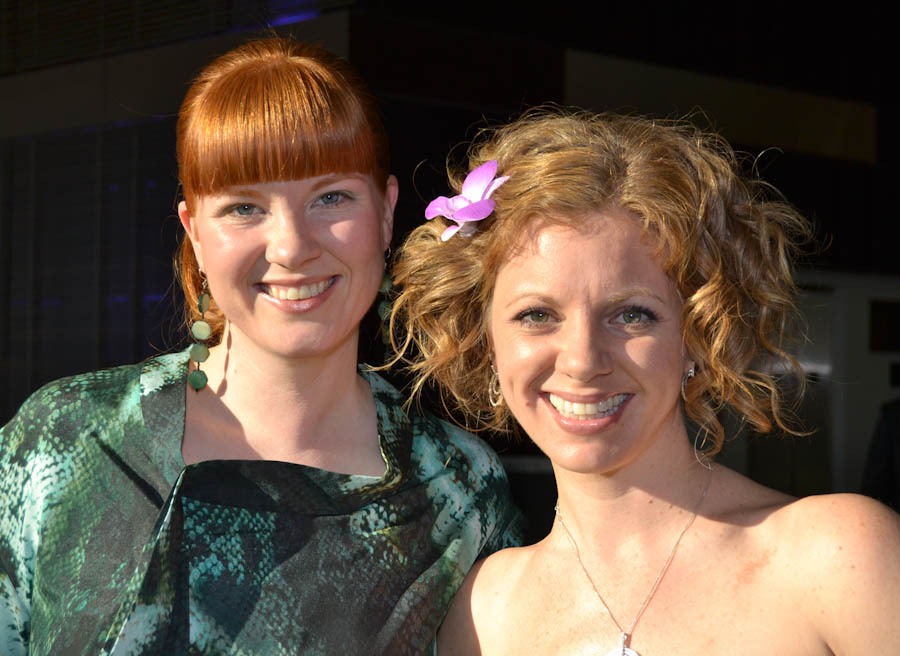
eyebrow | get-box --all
[308,173,368,191]
[499,285,667,309]
[213,187,264,200]
[605,286,667,304]
[498,292,556,310]
[214,173,368,199]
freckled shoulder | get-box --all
[767,493,900,653]
[468,543,536,604]
[438,545,537,655]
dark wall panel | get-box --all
[0,118,181,423]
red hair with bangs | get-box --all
[175,37,389,343]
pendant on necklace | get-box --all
[602,648,638,656]
[603,632,639,656]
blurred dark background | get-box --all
[1,1,896,541]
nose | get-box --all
[556,315,613,382]
[265,209,322,269]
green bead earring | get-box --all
[377,272,393,346]
[378,248,394,348]
[188,277,212,391]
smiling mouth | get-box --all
[548,393,629,419]
[261,277,336,300]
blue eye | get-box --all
[230,203,259,216]
[318,191,347,206]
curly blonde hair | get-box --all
[175,37,389,344]
[390,109,810,454]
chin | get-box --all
[520,417,635,475]
[251,330,350,361]
[547,446,634,476]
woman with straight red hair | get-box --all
[0,38,521,655]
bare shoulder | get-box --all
[707,469,900,652]
[437,545,538,655]
[770,493,900,653]
[776,491,900,532]
[714,469,900,595]
[769,493,900,565]
[469,543,535,591]
[707,464,795,516]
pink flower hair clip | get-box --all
[425,160,509,241]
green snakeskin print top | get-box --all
[0,352,523,655]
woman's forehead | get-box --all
[501,207,645,260]
[492,212,676,299]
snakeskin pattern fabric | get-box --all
[0,352,522,655]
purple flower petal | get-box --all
[425,196,455,220]
[450,194,473,212]
[484,175,509,199]
[461,160,499,201]
[424,160,507,240]
[440,224,461,241]
[452,198,495,222]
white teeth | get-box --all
[548,393,628,419]
[266,278,333,301]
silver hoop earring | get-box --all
[488,366,503,408]
[681,366,695,403]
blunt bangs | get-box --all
[178,59,386,209]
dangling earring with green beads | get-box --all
[377,248,394,348]
[377,272,393,346]
[187,276,212,391]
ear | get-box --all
[380,175,399,250]
[680,333,697,373]
[178,200,204,272]
[681,350,696,377]
[484,328,496,372]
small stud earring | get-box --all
[680,366,696,403]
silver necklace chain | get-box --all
[554,466,713,655]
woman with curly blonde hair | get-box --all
[391,109,900,654]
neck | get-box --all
[552,462,713,652]
[190,322,378,468]
[551,433,713,558]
